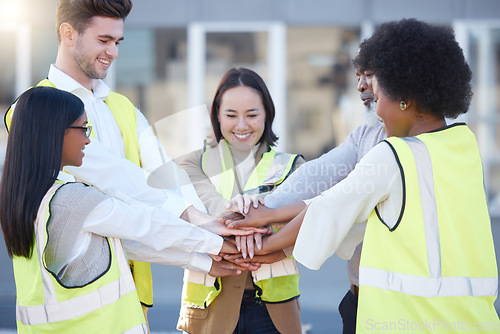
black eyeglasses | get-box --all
[68,126,92,138]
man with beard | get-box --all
[5,0,257,330]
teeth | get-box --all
[98,59,110,65]
[234,133,250,139]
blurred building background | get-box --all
[0,0,500,216]
[2,0,500,215]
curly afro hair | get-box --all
[353,18,472,119]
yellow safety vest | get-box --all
[357,124,500,333]
[13,181,146,333]
[181,140,300,308]
[5,79,153,307]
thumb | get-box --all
[209,254,222,262]
[224,268,242,276]
[228,219,246,229]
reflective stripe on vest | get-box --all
[6,79,154,307]
[357,126,499,332]
[15,183,146,332]
[182,140,300,307]
[244,147,298,196]
[359,136,498,297]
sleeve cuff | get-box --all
[200,232,223,255]
[185,252,213,273]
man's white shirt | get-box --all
[24,65,221,272]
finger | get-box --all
[251,194,260,209]
[234,257,262,269]
[227,220,251,229]
[226,220,240,229]
[250,227,271,234]
[246,263,261,271]
[209,254,222,262]
[258,197,265,206]
[225,226,269,236]
[228,261,252,269]
[217,211,241,222]
[223,253,244,261]
[224,200,231,209]
[234,258,262,270]
[225,237,237,247]
[237,254,265,263]
[254,233,263,250]
[221,268,242,276]
[235,236,241,252]
[226,218,248,229]
[243,194,252,214]
[221,240,239,254]
[219,216,246,228]
[227,222,271,231]
[220,260,250,271]
[234,195,244,215]
[247,235,254,259]
[225,227,254,236]
[233,256,253,263]
[229,194,242,207]
[241,236,248,259]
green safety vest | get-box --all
[357,124,500,333]
[5,79,153,307]
[13,181,146,333]
[181,140,301,308]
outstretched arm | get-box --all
[180,205,268,236]
[264,133,360,208]
[257,208,308,254]
[218,202,307,229]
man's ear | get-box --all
[60,22,77,46]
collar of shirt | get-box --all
[58,170,76,183]
[48,64,110,101]
[48,65,127,158]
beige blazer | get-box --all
[176,142,304,334]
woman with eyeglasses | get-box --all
[0,86,249,333]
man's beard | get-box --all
[363,101,380,127]
[73,38,107,80]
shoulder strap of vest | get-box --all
[104,92,141,166]
[244,148,299,195]
[200,140,235,200]
[4,79,54,131]
[201,140,300,199]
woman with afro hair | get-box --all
[224,18,500,333]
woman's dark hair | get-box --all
[0,86,84,258]
[354,18,472,118]
[56,0,133,44]
[210,67,279,146]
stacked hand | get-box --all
[217,196,273,229]
[211,194,286,268]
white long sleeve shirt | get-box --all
[293,141,403,270]
[43,65,191,214]
[41,65,219,272]
[58,172,221,273]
